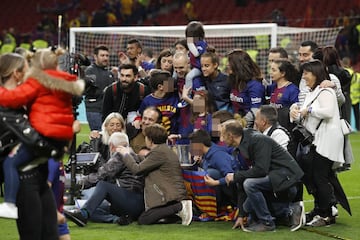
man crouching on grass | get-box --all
[222,120,303,232]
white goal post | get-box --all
[69,23,341,73]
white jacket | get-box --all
[302,86,344,163]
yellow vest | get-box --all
[255,35,269,50]
[346,67,360,105]
[246,49,259,63]
[356,24,360,45]
[280,37,291,49]
[32,39,49,49]
[1,43,15,54]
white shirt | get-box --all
[263,126,290,150]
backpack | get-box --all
[267,124,297,158]
[112,81,145,103]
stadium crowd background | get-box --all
[1,0,360,69]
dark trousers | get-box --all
[311,151,337,217]
[16,166,58,240]
[207,168,237,209]
[138,201,182,225]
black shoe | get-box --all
[275,215,291,227]
[117,215,133,226]
[64,209,87,227]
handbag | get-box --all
[292,124,314,147]
[340,119,353,135]
[0,108,62,158]
[291,90,325,147]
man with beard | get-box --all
[84,45,115,130]
[102,64,150,123]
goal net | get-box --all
[69,23,341,75]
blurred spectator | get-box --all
[183,0,197,21]
[324,15,335,27]
[78,9,91,27]
[271,8,287,26]
[121,0,134,25]
[138,47,156,71]
[335,10,350,27]
[335,28,350,59]
[37,0,80,15]
[91,6,108,27]
[36,14,57,35]
[2,27,17,47]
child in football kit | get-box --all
[178,21,208,108]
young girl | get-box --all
[266,59,299,131]
[178,21,208,108]
[227,49,265,128]
[200,50,231,112]
[0,48,84,219]
[189,90,214,133]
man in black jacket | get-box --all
[102,64,150,123]
[223,120,303,232]
[84,45,115,130]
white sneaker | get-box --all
[331,206,338,217]
[177,200,193,226]
[0,202,18,219]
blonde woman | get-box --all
[0,49,83,227]
[0,49,82,239]
[89,112,126,161]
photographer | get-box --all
[290,60,346,227]
[84,45,115,131]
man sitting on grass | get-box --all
[116,124,193,225]
[64,132,145,227]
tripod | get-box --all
[67,99,82,205]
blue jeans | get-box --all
[185,68,201,88]
[4,144,33,203]
[243,176,293,223]
[81,187,118,223]
[86,112,103,131]
[83,181,144,220]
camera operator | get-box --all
[84,45,115,131]
[67,112,127,223]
